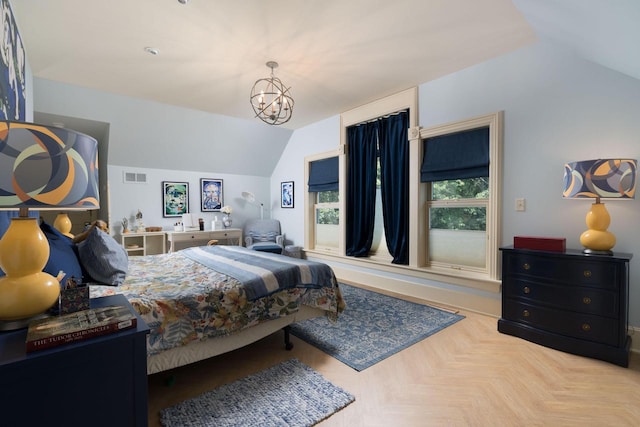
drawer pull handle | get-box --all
[582,297,592,305]
[523,263,530,271]
[583,270,592,278]
[581,323,591,332]
[523,287,530,294]
[522,310,530,317]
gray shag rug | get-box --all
[290,283,465,371]
[160,358,355,427]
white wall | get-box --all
[108,165,269,238]
[274,40,640,325]
[32,79,293,177]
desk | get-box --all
[166,228,242,252]
[0,294,150,426]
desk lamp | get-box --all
[563,158,636,254]
[0,121,99,328]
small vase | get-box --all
[222,214,232,228]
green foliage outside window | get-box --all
[317,191,339,225]
[430,177,488,231]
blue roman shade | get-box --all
[308,157,339,192]
[420,127,489,182]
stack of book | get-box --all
[26,305,137,352]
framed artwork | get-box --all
[162,181,189,217]
[0,0,26,120]
[200,178,223,212]
[281,181,294,208]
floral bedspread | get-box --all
[89,251,344,355]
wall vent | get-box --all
[123,171,147,184]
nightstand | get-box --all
[498,246,632,367]
[0,294,150,426]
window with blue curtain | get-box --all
[420,127,489,182]
[346,110,409,264]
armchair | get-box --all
[243,219,284,254]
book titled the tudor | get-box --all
[26,305,137,352]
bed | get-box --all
[89,245,344,374]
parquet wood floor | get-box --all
[147,288,640,427]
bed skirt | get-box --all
[147,305,325,374]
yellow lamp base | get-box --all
[54,212,74,238]
[0,217,60,323]
[579,201,616,254]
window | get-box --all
[428,177,489,269]
[305,153,340,253]
[419,112,502,279]
[314,190,339,250]
[305,87,501,290]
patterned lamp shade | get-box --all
[563,159,637,200]
[0,121,99,210]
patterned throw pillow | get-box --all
[77,227,128,286]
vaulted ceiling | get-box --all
[10,0,639,176]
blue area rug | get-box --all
[290,284,465,371]
[160,358,354,427]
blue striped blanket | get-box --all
[181,245,337,300]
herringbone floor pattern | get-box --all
[148,286,640,426]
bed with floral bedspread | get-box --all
[90,245,344,360]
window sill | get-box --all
[304,249,501,294]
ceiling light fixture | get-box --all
[250,61,294,125]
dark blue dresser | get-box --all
[0,294,149,426]
[498,246,632,367]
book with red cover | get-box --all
[26,305,137,352]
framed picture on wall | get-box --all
[162,181,189,217]
[200,178,223,212]
[281,181,294,208]
[0,0,26,121]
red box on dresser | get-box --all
[513,236,566,252]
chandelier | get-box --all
[250,61,294,125]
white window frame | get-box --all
[419,112,503,280]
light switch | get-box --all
[515,198,526,212]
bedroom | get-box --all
[2,0,640,425]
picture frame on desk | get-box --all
[163,181,189,217]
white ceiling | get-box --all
[12,0,537,130]
[11,0,640,131]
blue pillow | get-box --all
[40,221,83,286]
[77,226,128,286]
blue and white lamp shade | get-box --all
[563,159,637,200]
[0,121,99,209]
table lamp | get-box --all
[562,158,636,254]
[0,121,99,328]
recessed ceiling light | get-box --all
[144,47,160,56]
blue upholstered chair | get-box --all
[243,219,284,254]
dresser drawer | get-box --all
[504,253,619,289]
[503,300,620,347]
[503,278,619,317]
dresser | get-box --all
[166,228,243,252]
[0,295,150,426]
[498,246,632,367]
